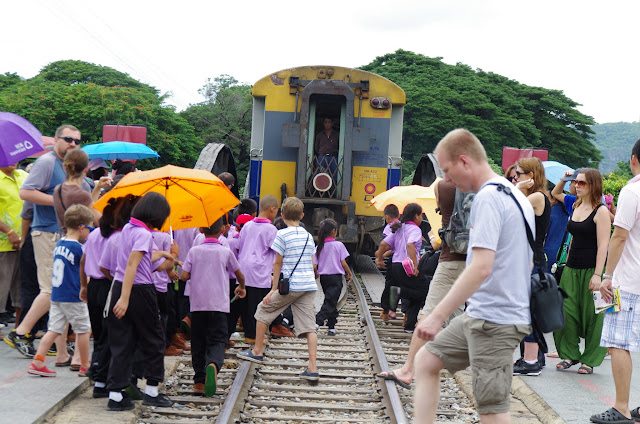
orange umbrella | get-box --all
[370,179,442,234]
[93,165,239,232]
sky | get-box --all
[1,0,639,124]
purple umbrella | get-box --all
[0,112,44,167]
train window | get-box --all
[306,94,346,199]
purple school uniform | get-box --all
[98,231,121,277]
[236,218,277,289]
[82,228,109,279]
[113,219,154,285]
[151,231,171,292]
[182,238,239,313]
[313,238,349,275]
[192,233,234,279]
[173,227,199,275]
[382,220,399,238]
[383,222,422,263]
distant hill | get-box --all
[592,122,640,174]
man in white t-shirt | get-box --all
[590,139,640,424]
[414,129,534,424]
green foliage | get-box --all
[0,72,22,90]
[487,157,504,175]
[611,160,632,179]
[602,173,628,203]
[592,122,640,174]
[360,50,601,174]
[0,60,202,169]
[180,75,252,185]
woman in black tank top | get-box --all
[512,158,551,375]
[553,168,610,374]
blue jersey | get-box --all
[51,238,84,302]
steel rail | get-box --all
[215,361,251,424]
[351,260,408,424]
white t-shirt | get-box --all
[465,177,534,325]
[611,179,640,295]
[271,226,317,292]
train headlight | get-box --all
[370,97,391,109]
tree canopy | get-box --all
[0,60,202,169]
[360,50,601,175]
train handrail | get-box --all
[351,266,408,424]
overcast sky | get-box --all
[1,0,638,124]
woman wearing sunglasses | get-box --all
[512,158,551,376]
[504,164,518,185]
[553,168,609,375]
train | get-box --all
[242,65,406,253]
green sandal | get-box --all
[556,359,579,370]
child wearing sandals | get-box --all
[28,205,95,378]
[314,219,352,336]
[236,197,319,381]
[180,217,246,397]
[106,192,176,411]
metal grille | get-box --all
[305,155,342,198]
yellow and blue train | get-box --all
[245,66,406,252]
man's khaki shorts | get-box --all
[422,260,465,324]
[425,313,531,415]
[254,290,316,337]
[31,231,60,294]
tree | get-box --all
[0,60,202,169]
[180,75,252,185]
[360,50,600,176]
[0,72,21,90]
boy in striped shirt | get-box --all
[237,197,319,381]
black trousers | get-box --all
[191,310,227,384]
[380,257,395,312]
[107,282,165,390]
[174,280,190,330]
[156,290,171,348]
[316,274,342,328]
[243,286,283,339]
[18,232,47,331]
[87,278,112,383]
[391,263,428,331]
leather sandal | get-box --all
[578,364,594,374]
[556,359,579,370]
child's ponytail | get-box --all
[316,219,338,261]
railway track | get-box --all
[137,256,478,423]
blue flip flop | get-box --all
[299,368,319,381]
[236,350,263,364]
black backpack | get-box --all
[440,189,475,254]
[486,183,568,353]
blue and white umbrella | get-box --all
[82,141,159,160]
[542,161,573,191]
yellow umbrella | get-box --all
[93,165,239,232]
[370,179,442,234]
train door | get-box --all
[306,95,346,199]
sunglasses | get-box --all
[575,180,588,187]
[82,225,95,232]
[515,170,527,178]
[507,176,516,182]
[60,136,82,145]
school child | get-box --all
[151,230,185,356]
[237,197,320,381]
[228,198,257,239]
[180,218,246,396]
[27,205,95,378]
[379,204,400,321]
[172,227,199,338]
[106,192,176,411]
[314,219,352,335]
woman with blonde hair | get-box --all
[553,168,609,375]
[512,157,551,376]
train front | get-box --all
[246,66,406,253]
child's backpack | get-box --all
[440,189,475,255]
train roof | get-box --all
[253,65,406,105]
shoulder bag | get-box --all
[278,232,310,295]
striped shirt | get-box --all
[271,226,317,292]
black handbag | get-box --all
[487,184,568,353]
[278,232,310,295]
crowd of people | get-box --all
[1,124,639,423]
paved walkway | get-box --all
[0,329,89,424]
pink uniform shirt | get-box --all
[237,218,277,289]
[114,219,154,285]
[82,228,109,279]
[182,239,240,312]
[151,231,171,292]
[98,231,121,277]
[383,222,423,263]
[313,238,349,275]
